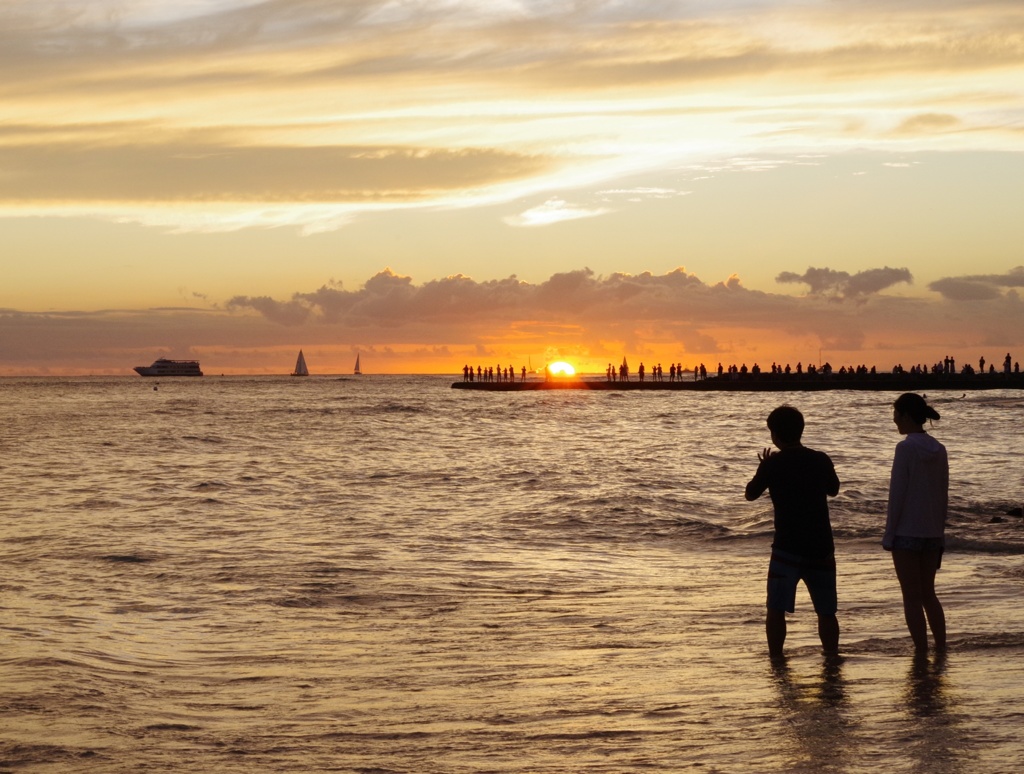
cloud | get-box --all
[4,264,1023,374]
[503,198,611,227]
[959,266,1024,287]
[3,1,1024,232]
[775,266,913,300]
[927,278,1001,301]
[226,295,314,326]
[218,267,759,330]
[0,141,549,204]
[598,187,691,202]
[894,113,962,135]
[224,265,899,339]
[929,266,1024,300]
[7,3,1024,99]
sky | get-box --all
[2,0,1023,375]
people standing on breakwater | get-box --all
[461,365,533,383]
[745,406,841,659]
[884,393,948,653]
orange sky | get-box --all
[2,1,1023,375]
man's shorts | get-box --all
[766,548,837,615]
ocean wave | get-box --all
[373,402,429,414]
[191,481,229,490]
[99,553,154,563]
[946,536,1024,554]
[0,743,99,769]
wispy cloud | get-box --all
[894,114,962,136]
[503,198,611,227]
[2,1,1023,231]
[0,141,548,203]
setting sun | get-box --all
[547,361,576,376]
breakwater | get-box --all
[452,373,1024,391]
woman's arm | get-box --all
[883,444,908,549]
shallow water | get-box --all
[2,376,1023,772]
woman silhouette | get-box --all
[883,393,949,652]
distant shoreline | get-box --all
[452,373,1024,392]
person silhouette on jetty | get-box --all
[884,393,948,653]
[745,406,841,659]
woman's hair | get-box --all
[893,392,940,425]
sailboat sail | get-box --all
[354,354,362,375]
[291,350,309,376]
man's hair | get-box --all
[767,405,804,443]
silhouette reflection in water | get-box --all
[900,651,972,773]
[769,655,850,770]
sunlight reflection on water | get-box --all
[1,376,1023,771]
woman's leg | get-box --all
[919,549,946,650]
[892,549,929,651]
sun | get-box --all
[547,361,576,376]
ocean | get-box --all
[2,375,1023,773]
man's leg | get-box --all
[766,608,787,658]
[804,557,839,655]
[766,550,800,659]
[817,613,839,654]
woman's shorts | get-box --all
[891,536,944,552]
[891,535,944,569]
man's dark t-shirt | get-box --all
[745,446,840,559]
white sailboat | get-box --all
[353,354,362,375]
[291,349,309,376]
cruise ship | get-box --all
[134,358,203,377]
